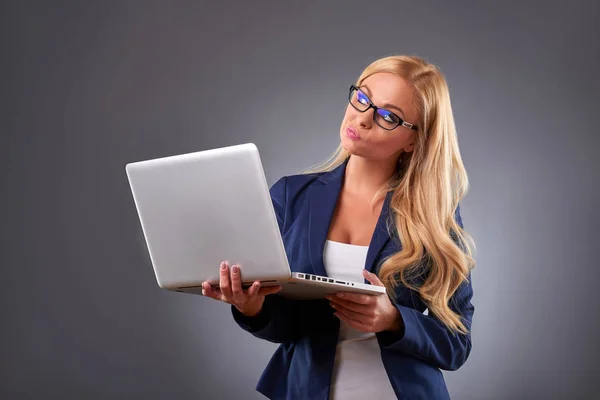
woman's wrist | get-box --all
[387,307,404,332]
[240,308,261,317]
[238,300,265,318]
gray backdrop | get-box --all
[2,0,599,399]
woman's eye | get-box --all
[357,93,369,105]
[380,110,398,123]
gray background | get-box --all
[2,0,598,399]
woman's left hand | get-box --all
[326,269,403,333]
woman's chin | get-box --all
[341,136,361,155]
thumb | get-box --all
[362,269,384,286]
[257,285,282,297]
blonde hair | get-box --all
[303,55,475,335]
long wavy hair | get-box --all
[303,55,476,335]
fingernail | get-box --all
[221,263,227,270]
[337,293,344,298]
[232,265,239,273]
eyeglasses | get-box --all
[348,84,418,131]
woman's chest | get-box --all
[326,192,383,246]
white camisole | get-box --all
[323,240,397,399]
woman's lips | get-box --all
[346,127,360,140]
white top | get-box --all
[323,240,397,399]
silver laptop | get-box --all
[125,143,386,300]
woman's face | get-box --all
[339,72,419,162]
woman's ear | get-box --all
[403,136,416,153]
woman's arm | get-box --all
[377,205,474,370]
[377,274,474,371]
[231,295,330,343]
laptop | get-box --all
[125,143,386,300]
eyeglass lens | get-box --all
[349,87,400,130]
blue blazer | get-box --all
[231,158,474,400]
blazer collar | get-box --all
[307,157,394,279]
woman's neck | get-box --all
[343,155,398,198]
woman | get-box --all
[202,55,476,400]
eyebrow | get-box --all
[360,86,406,118]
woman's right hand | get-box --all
[201,261,282,317]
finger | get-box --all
[334,310,370,332]
[257,285,282,296]
[362,269,384,286]
[335,292,374,305]
[331,302,372,324]
[219,262,233,300]
[247,281,261,297]
[229,265,246,304]
[328,296,373,315]
[202,282,223,301]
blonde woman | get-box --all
[202,55,476,400]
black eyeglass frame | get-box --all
[348,84,419,131]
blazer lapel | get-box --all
[364,190,394,277]
[307,160,348,277]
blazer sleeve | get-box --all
[377,204,475,371]
[230,176,331,343]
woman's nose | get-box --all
[356,108,374,129]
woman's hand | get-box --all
[326,269,403,333]
[201,261,282,317]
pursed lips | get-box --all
[346,126,360,139]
